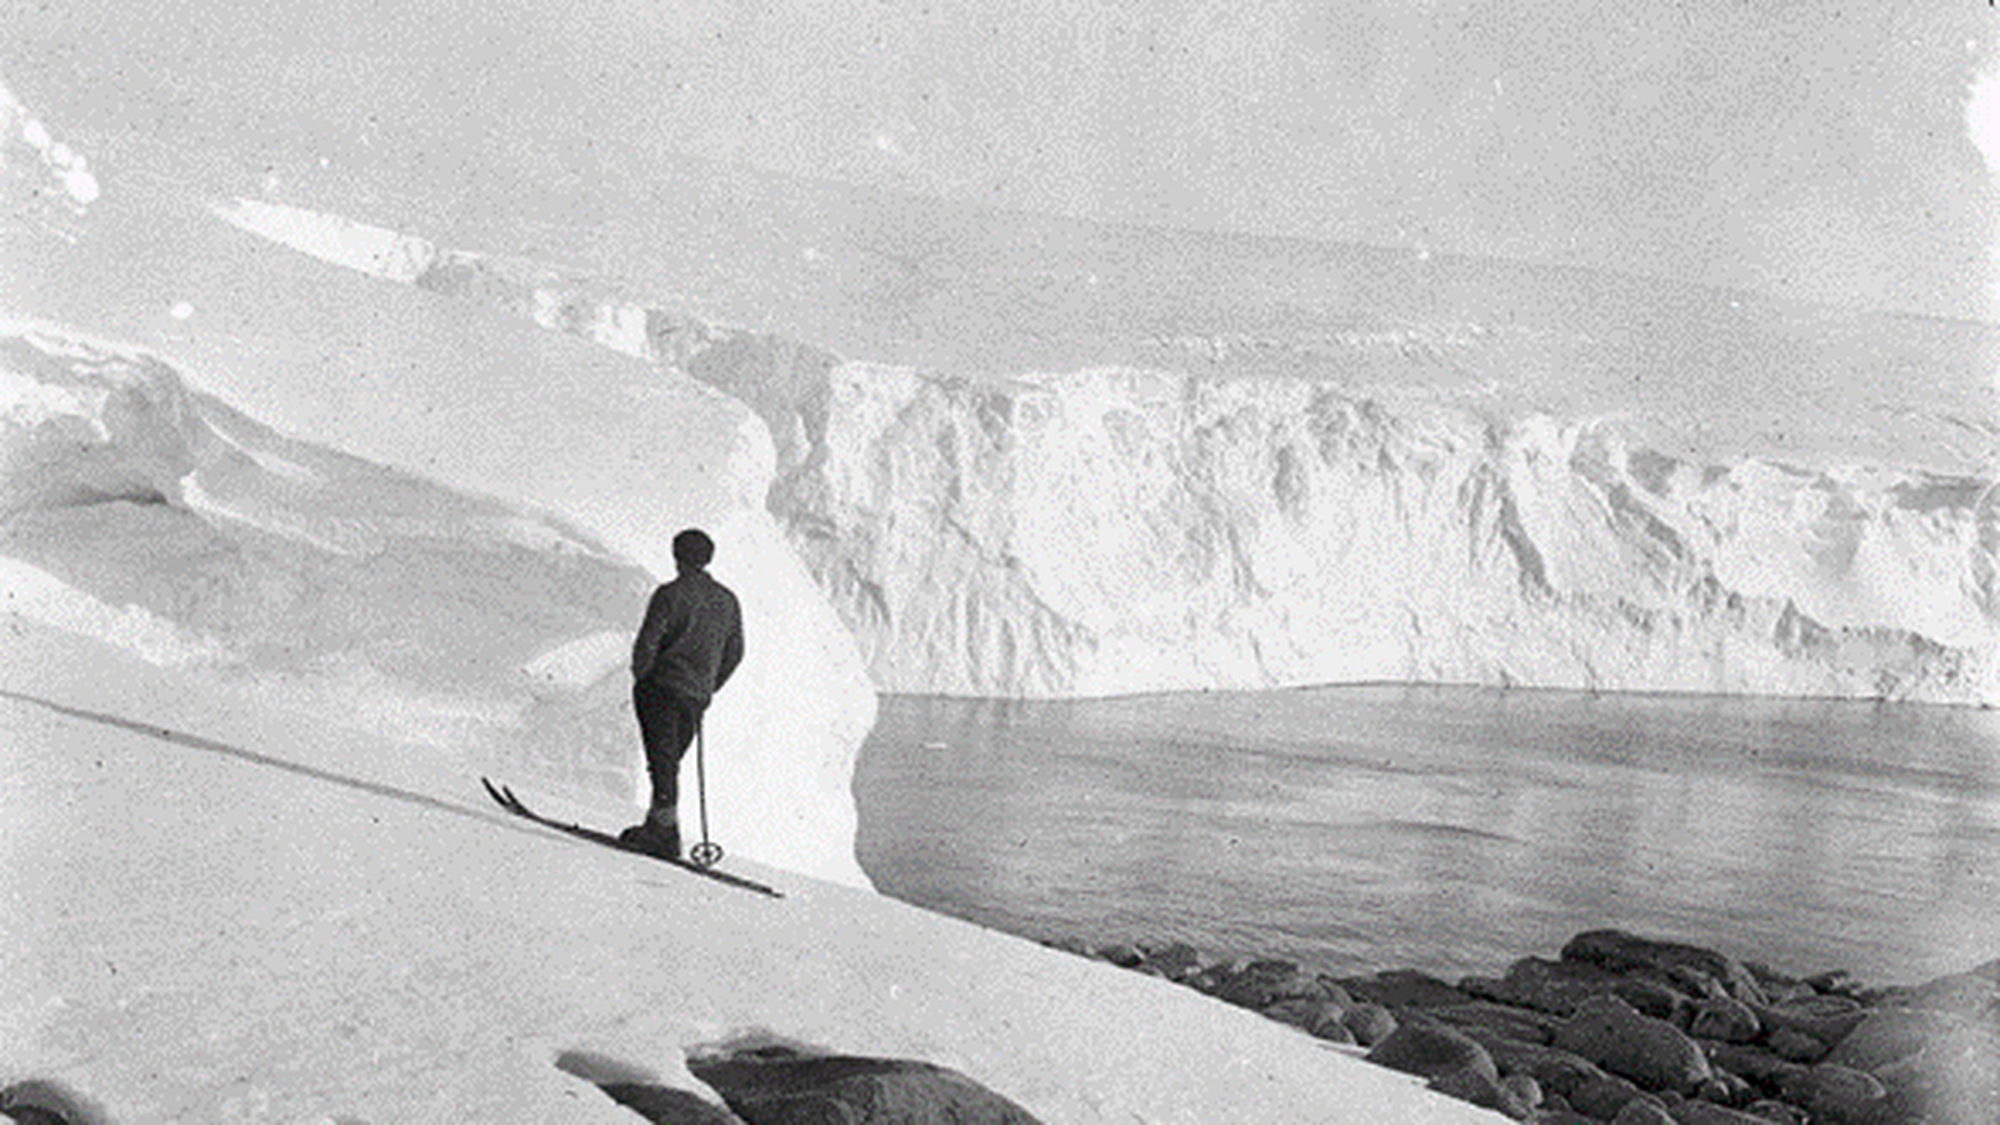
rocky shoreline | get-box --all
[1044,929,1998,1124]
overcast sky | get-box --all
[6,0,1998,322]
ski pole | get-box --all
[688,719,723,869]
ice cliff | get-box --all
[247,204,1996,706]
[783,366,1995,702]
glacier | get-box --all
[788,365,1998,703]
[210,196,2000,706]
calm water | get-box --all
[853,685,2000,985]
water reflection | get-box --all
[853,685,2000,982]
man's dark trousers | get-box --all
[633,676,702,819]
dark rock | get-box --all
[1743,962,1803,993]
[1822,1007,1954,1072]
[1137,940,1204,980]
[1715,1071,1758,1107]
[1502,1074,1546,1112]
[1741,1101,1808,1124]
[1338,968,1475,1009]
[1094,942,1145,968]
[1751,994,1868,1051]
[1741,964,1814,1007]
[1309,1010,1357,1045]
[1184,959,1244,996]
[1804,970,1868,1000]
[1261,996,1342,1033]
[0,1081,110,1125]
[1430,1063,1536,1119]
[1312,975,1356,1007]
[1465,957,1629,1017]
[1767,1029,1828,1065]
[1691,1077,1732,1105]
[1042,937,1093,959]
[1569,1072,1650,1119]
[1214,959,1324,1009]
[1366,1022,1500,1082]
[686,1047,1045,1125]
[1451,1028,1607,1101]
[1431,1002,1565,1046]
[1527,1109,1599,1125]
[1562,932,1767,1008]
[1615,979,1698,1028]
[1341,1002,1399,1047]
[1664,967,1728,1003]
[1700,1041,1808,1090]
[1689,997,1759,1044]
[598,1083,751,1125]
[1610,1098,1677,1125]
[1665,1101,1774,1125]
[1554,994,1714,1094]
[1775,1064,1887,1125]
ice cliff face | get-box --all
[783,365,1996,703]
[212,200,2000,706]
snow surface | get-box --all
[0,618,1502,1123]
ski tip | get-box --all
[481,776,525,815]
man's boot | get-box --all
[617,806,681,860]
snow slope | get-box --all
[0,86,876,885]
[0,619,1501,1123]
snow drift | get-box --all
[1,318,646,755]
[0,86,878,885]
[0,616,1504,1124]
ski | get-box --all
[481,777,783,899]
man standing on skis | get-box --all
[622,528,744,860]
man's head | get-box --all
[672,528,716,572]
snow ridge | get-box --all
[0,318,661,776]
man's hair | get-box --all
[673,528,716,570]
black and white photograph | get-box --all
[2,2,1996,1121]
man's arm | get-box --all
[631,586,680,679]
[713,598,744,692]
